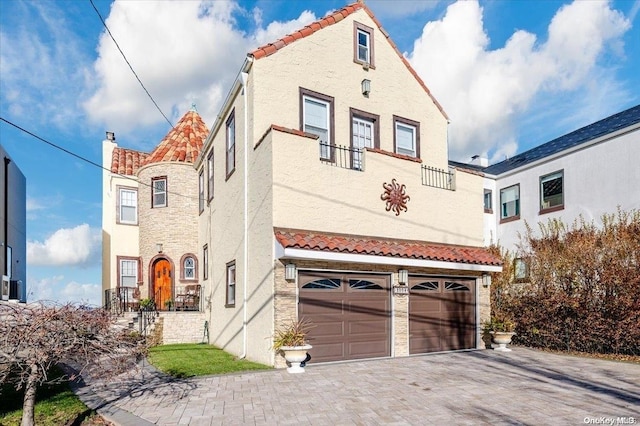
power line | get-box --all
[0,116,200,201]
[89,0,174,129]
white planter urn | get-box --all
[491,331,516,352]
[280,345,312,373]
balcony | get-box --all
[421,165,456,191]
[319,142,364,171]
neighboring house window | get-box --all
[393,115,420,158]
[300,88,335,160]
[226,261,236,307]
[118,257,139,287]
[207,151,214,201]
[540,170,564,212]
[350,108,379,170]
[226,110,235,178]
[152,177,167,208]
[354,22,375,68]
[198,169,204,214]
[203,245,209,280]
[484,189,493,213]
[514,257,529,282]
[182,255,196,280]
[117,187,137,224]
[500,184,520,221]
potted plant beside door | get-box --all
[273,318,313,373]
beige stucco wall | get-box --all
[269,130,484,246]
[251,8,448,170]
[137,162,200,301]
[102,140,140,301]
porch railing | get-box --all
[319,142,364,171]
[154,284,203,312]
[421,165,456,191]
[104,286,138,315]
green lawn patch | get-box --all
[148,343,272,378]
[0,366,91,426]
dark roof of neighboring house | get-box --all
[249,1,448,120]
[483,104,640,175]
[111,147,148,176]
[274,228,502,266]
[143,108,209,166]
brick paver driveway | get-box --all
[76,348,640,425]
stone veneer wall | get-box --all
[273,259,487,368]
[160,312,208,345]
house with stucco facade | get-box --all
[195,2,501,367]
[478,104,640,265]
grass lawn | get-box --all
[0,366,96,426]
[147,343,272,377]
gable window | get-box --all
[118,257,139,287]
[152,177,167,208]
[207,151,214,201]
[202,245,209,280]
[226,110,235,178]
[540,170,564,213]
[354,22,375,68]
[226,261,236,307]
[484,189,493,213]
[198,169,204,214]
[500,184,520,222]
[300,88,334,160]
[393,115,420,158]
[118,187,137,224]
[182,255,196,280]
[350,108,379,170]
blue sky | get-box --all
[1,0,638,306]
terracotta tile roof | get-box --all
[275,228,502,266]
[111,147,149,176]
[143,108,209,166]
[249,2,448,120]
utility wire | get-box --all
[0,117,200,201]
[89,0,174,129]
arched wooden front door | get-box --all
[153,259,172,310]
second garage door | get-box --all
[298,271,391,363]
[409,276,476,354]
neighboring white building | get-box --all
[478,104,640,251]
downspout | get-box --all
[239,68,250,359]
[3,157,9,278]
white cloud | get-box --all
[28,275,101,306]
[84,1,320,137]
[0,2,88,130]
[407,0,630,161]
[26,197,45,212]
[27,224,101,267]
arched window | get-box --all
[181,254,197,281]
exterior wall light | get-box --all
[285,263,296,281]
[482,274,491,287]
[361,79,371,96]
[156,243,163,253]
[398,269,408,285]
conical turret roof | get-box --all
[143,107,209,165]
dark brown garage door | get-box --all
[409,276,476,354]
[298,271,391,363]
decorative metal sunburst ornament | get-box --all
[381,179,410,216]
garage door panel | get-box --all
[299,272,390,363]
[409,276,476,354]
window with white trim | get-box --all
[198,169,204,213]
[120,259,138,287]
[207,151,214,201]
[500,184,520,221]
[226,111,235,178]
[118,187,137,224]
[152,177,167,208]
[540,170,564,212]
[394,116,420,158]
[300,88,334,160]
[484,189,492,213]
[354,21,375,68]
[183,256,195,280]
[226,261,236,307]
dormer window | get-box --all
[354,22,375,68]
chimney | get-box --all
[470,154,488,168]
[105,131,115,141]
